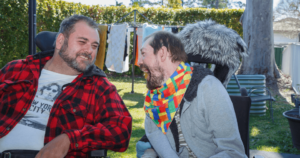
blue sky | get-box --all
[62,0,281,9]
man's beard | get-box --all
[140,62,165,90]
[58,39,95,73]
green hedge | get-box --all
[0,0,244,75]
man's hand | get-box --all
[35,134,71,158]
[136,141,152,158]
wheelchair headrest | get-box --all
[187,53,230,87]
[35,31,58,52]
[187,54,215,64]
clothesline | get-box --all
[106,23,185,33]
[104,10,186,93]
[107,23,186,28]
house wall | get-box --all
[274,33,299,44]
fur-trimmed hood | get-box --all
[177,20,248,87]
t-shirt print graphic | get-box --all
[19,116,46,131]
[19,82,63,131]
[36,82,62,102]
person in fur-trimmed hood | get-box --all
[135,23,247,157]
[178,19,248,88]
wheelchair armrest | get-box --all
[89,149,107,158]
[248,86,275,101]
[248,86,269,96]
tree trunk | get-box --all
[210,0,214,8]
[239,0,280,86]
[215,0,219,9]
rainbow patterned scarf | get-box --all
[144,62,193,134]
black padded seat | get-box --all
[35,31,58,52]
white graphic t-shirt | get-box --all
[0,69,77,151]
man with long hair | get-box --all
[136,31,246,158]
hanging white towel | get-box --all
[105,23,128,73]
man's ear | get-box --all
[55,33,65,50]
[158,46,169,62]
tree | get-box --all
[201,0,228,9]
[130,0,183,8]
[274,0,300,21]
[129,0,161,7]
[239,0,280,87]
[167,0,182,8]
[130,0,229,8]
[115,1,124,6]
[182,0,202,8]
[228,1,246,9]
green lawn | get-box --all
[106,77,300,157]
[107,76,148,158]
[249,91,300,155]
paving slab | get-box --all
[250,150,300,158]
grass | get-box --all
[107,76,148,158]
[106,77,300,157]
[249,92,300,155]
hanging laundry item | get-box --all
[95,25,108,70]
[163,27,172,33]
[142,23,163,44]
[172,27,179,33]
[135,28,143,66]
[105,23,129,73]
[122,28,131,71]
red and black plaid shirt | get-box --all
[0,51,132,157]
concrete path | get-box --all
[250,150,300,158]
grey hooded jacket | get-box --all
[144,66,247,158]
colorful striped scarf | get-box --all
[144,62,193,134]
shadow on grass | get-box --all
[131,127,146,139]
[122,92,145,109]
[249,93,300,155]
[117,89,123,93]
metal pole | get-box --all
[29,0,36,55]
[114,10,135,24]
[233,74,241,90]
[137,10,153,24]
[131,10,137,94]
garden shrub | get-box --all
[0,0,244,75]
